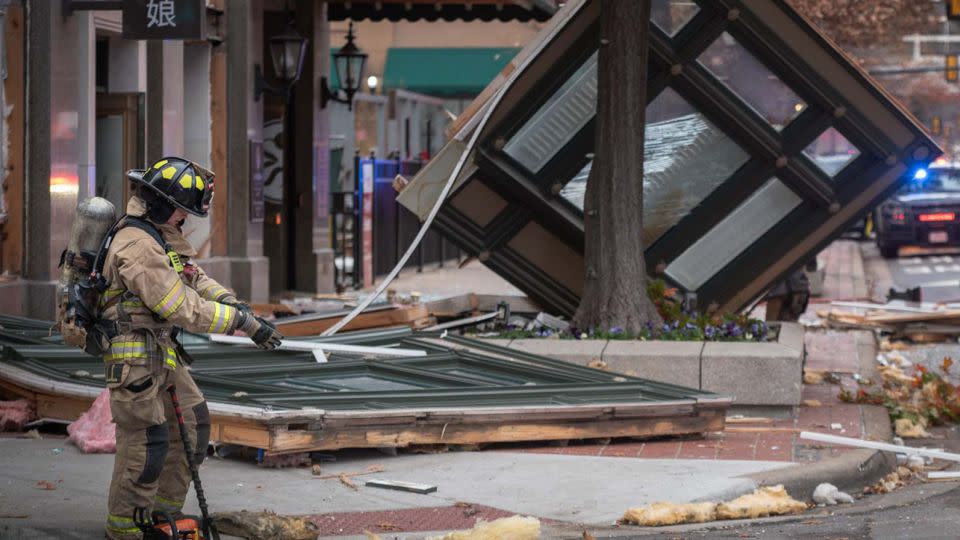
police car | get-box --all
[875,159,960,258]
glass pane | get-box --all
[651,0,699,36]
[504,52,598,173]
[560,88,751,246]
[803,127,860,177]
[666,178,802,290]
[699,32,806,130]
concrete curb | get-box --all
[746,447,896,501]
[747,329,895,501]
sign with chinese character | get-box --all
[122,0,206,40]
[250,140,266,223]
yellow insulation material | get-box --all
[621,502,717,526]
[621,485,808,526]
[427,516,541,540]
[714,485,808,520]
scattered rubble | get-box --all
[66,389,115,454]
[0,399,34,431]
[895,417,932,439]
[812,483,855,506]
[621,485,808,527]
[212,510,319,540]
[841,358,960,438]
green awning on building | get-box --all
[383,47,520,97]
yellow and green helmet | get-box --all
[127,157,215,218]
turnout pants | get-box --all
[104,355,210,540]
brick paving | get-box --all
[302,241,888,536]
[309,504,517,536]
[505,329,878,464]
[818,239,870,301]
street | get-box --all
[885,249,960,303]
[642,483,960,540]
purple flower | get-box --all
[610,326,624,335]
[704,325,716,339]
[728,325,743,338]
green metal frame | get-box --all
[0,315,726,414]
[417,0,940,316]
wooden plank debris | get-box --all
[274,304,429,336]
[365,479,438,494]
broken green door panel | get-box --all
[0,315,726,414]
[398,0,940,316]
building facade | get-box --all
[0,0,555,319]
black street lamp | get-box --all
[322,22,368,111]
[254,22,309,101]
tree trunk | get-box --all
[572,0,663,334]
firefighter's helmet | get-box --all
[127,157,215,222]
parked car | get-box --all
[874,162,960,258]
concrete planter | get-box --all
[482,323,804,406]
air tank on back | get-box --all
[57,197,117,312]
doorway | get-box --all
[95,93,144,210]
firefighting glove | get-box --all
[229,301,254,316]
[236,311,283,350]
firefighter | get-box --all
[100,157,282,539]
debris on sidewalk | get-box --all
[212,510,319,540]
[621,502,717,526]
[841,358,960,438]
[66,389,115,454]
[895,417,932,439]
[714,485,808,520]
[812,483,854,506]
[366,478,438,494]
[425,515,540,540]
[314,464,384,481]
[818,301,960,339]
[0,399,34,431]
[927,470,960,480]
[339,473,359,490]
[621,485,807,526]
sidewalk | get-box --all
[0,241,898,539]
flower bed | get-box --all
[486,281,774,342]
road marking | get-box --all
[929,256,955,263]
[934,264,960,273]
[901,257,925,265]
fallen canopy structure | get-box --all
[398,0,941,316]
[0,315,729,455]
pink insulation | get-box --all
[0,399,34,431]
[67,389,116,454]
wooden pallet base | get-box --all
[1,377,725,455]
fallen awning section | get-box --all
[398,0,941,317]
[0,315,728,455]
